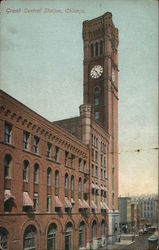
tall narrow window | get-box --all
[4,123,12,144]
[100,40,103,55]
[94,87,100,106]
[92,164,94,177]
[23,160,29,182]
[83,179,87,195]
[65,174,69,197]
[94,112,99,120]
[78,178,82,199]
[79,222,85,248]
[95,42,98,56]
[47,143,52,158]
[71,175,74,198]
[95,166,98,177]
[34,136,39,154]
[55,146,59,162]
[70,154,75,168]
[92,221,97,239]
[34,164,39,184]
[33,193,39,211]
[101,220,105,236]
[23,131,30,150]
[92,149,94,161]
[65,223,72,250]
[23,225,36,250]
[95,151,98,162]
[84,161,87,173]
[47,224,57,250]
[47,168,52,186]
[79,159,82,171]
[91,43,94,57]
[47,195,52,213]
[65,151,69,166]
[55,171,59,196]
[4,154,12,178]
[0,228,8,250]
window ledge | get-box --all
[0,141,15,149]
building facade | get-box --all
[134,196,158,226]
[0,12,119,250]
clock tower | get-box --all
[82,12,119,134]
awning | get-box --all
[104,187,108,192]
[79,199,85,209]
[103,202,109,210]
[83,200,89,209]
[91,201,97,210]
[23,192,33,207]
[65,197,72,208]
[96,185,101,190]
[91,183,95,189]
[101,186,104,191]
[4,190,15,203]
[55,196,63,208]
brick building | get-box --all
[0,12,119,250]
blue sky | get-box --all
[0,0,158,196]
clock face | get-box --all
[90,65,103,79]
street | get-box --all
[101,234,153,250]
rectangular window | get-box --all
[33,193,39,211]
[47,195,52,212]
[70,154,75,168]
[65,151,69,166]
[55,146,59,162]
[4,123,12,144]
[34,136,39,153]
[79,159,82,171]
[47,143,52,158]
[23,131,30,150]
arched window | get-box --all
[94,87,100,106]
[4,154,12,178]
[55,170,59,196]
[71,175,74,198]
[79,221,85,248]
[65,222,72,250]
[47,168,52,186]
[23,160,29,182]
[101,220,105,236]
[92,220,97,239]
[47,224,57,250]
[0,228,8,250]
[100,40,103,55]
[65,174,69,197]
[91,43,94,57]
[95,42,98,56]
[23,225,36,250]
[34,164,39,184]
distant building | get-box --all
[133,196,158,226]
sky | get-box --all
[0,0,158,196]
